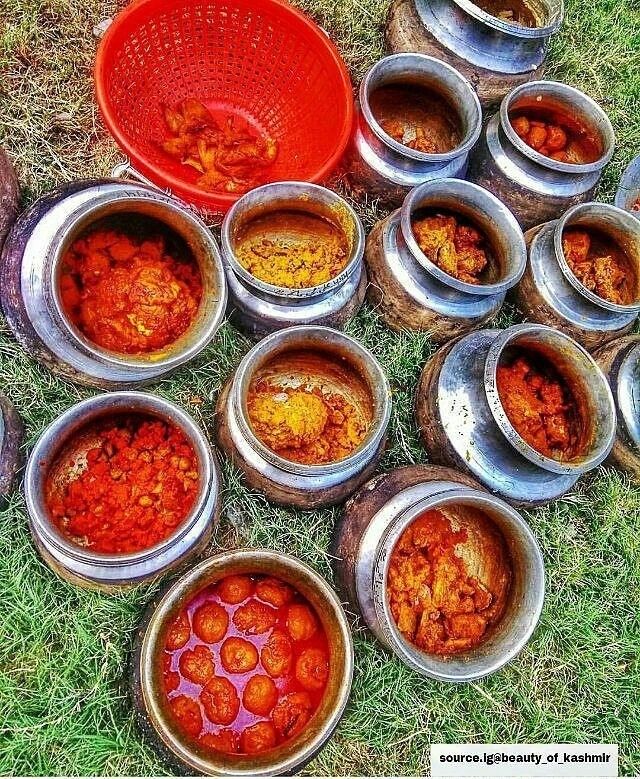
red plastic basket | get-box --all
[95,0,353,214]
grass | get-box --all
[1,0,640,774]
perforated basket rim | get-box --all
[94,0,354,211]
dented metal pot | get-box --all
[385,0,563,106]
[0,180,227,389]
[615,154,640,217]
[415,323,616,505]
[0,395,24,501]
[365,178,526,340]
[221,182,366,339]
[25,391,220,590]
[515,203,640,351]
[332,464,544,681]
[345,53,482,206]
[468,81,615,229]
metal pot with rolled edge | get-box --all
[215,325,392,509]
[515,203,640,351]
[468,80,615,230]
[0,179,227,389]
[0,395,24,501]
[332,464,544,681]
[415,323,616,506]
[385,0,563,107]
[365,178,526,340]
[344,53,482,207]
[221,182,366,340]
[594,335,640,483]
[615,154,640,218]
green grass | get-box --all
[1,0,640,774]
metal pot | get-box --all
[216,325,392,509]
[131,549,354,776]
[0,147,19,253]
[615,154,640,217]
[345,53,482,207]
[468,81,615,229]
[0,179,227,389]
[25,391,220,590]
[515,203,640,351]
[0,395,24,501]
[332,464,544,681]
[415,323,616,505]
[385,0,563,106]
[366,178,526,339]
[594,335,640,483]
[221,182,366,340]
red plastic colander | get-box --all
[95,0,353,214]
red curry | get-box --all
[163,574,330,755]
[510,107,601,164]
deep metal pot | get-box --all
[468,81,615,229]
[216,325,392,509]
[25,391,220,590]
[0,179,227,389]
[594,335,640,483]
[332,465,544,681]
[221,182,366,340]
[0,147,19,253]
[366,178,526,339]
[131,549,354,776]
[345,53,482,206]
[385,0,563,106]
[415,323,616,505]
[515,203,640,351]
[615,154,640,217]
[0,395,24,501]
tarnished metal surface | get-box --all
[0,395,24,501]
[615,154,640,217]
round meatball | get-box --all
[199,729,239,754]
[233,600,277,635]
[200,676,240,725]
[165,611,191,651]
[243,674,278,716]
[193,602,229,644]
[179,644,215,686]
[295,648,329,691]
[261,629,294,678]
[220,636,259,674]
[170,694,203,738]
[286,603,317,642]
[255,577,294,608]
[218,575,253,604]
[272,692,313,740]
[240,721,277,754]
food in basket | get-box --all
[162,574,329,754]
[510,108,601,164]
[160,99,278,193]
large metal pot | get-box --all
[515,203,640,351]
[366,178,526,339]
[132,549,354,776]
[332,464,544,681]
[468,81,615,229]
[345,53,482,207]
[0,395,24,501]
[216,325,392,509]
[25,391,220,590]
[615,154,640,217]
[221,182,366,340]
[594,335,640,483]
[415,323,616,505]
[0,147,19,253]
[385,0,563,106]
[0,180,227,389]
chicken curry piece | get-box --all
[510,108,601,164]
[412,212,490,284]
[471,0,539,26]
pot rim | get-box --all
[452,0,564,37]
[221,181,365,300]
[374,487,545,682]
[553,202,640,313]
[617,341,640,450]
[500,80,615,175]
[137,548,354,776]
[47,192,227,371]
[359,53,482,164]
[25,391,215,564]
[230,325,391,477]
[483,323,616,474]
[400,178,527,295]
[615,153,640,212]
